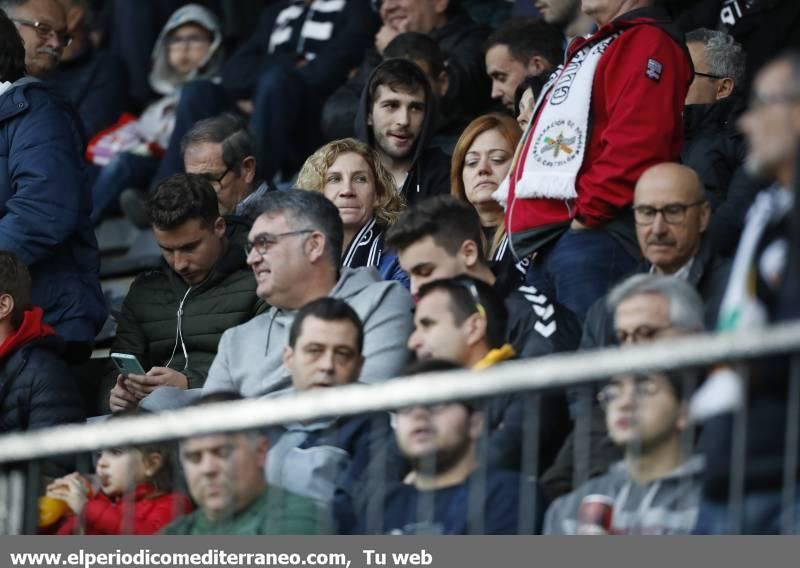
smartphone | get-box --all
[110,352,147,376]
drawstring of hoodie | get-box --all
[612,478,662,534]
[164,287,191,371]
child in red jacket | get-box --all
[44,436,192,535]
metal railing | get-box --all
[1,320,800,535]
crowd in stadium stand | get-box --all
[0,0,799,535]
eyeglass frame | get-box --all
[199,164,232,190]
[597,376,663,409]
[694,71,725,80]
[613,324,672,345]
[10,17,72,48]
[632,200,706,225]
[244,229,314,257]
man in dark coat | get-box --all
[0,251,84,435]
[0,8,106,360]
[106,174,263,413]
[321,0,490,143]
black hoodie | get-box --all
[355,61,451,207]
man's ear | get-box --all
[306,231,327,263]
[458,239,481,270]
[698,200,711,233]
[676,401,690,432]
[434,0,449,15]
[716,77,735,100]
[0,293,14,322]
[66,6,84,33]
[463,311,488,349]
[467,410,484,442]
[143,451,164,479]
[213,216,226,238]
[241,156,257,185]
[282,344,294,370]
[526,55,550,77]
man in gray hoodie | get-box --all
[544,275,705,535]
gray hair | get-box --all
[180,113,257,176]
[607,274,705,333]
[686,28,746,89]
[250,189,344,268]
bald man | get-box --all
[582,163,730,348]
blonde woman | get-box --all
[296,138,409,287]
[450,114,525,282]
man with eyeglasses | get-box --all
[581,162,729,349]
[106,174,263,414]
[544,274,705,535]
[2,0,69,78]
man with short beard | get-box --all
[2,0,68,78]
[355,359,545,535]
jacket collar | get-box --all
[0,77,40,122]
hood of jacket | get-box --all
[354,59,439,187]
[149,4,224,96]
[0,307,56,361]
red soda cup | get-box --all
[577,494,614,535]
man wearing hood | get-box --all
[89,3,224,224]
[356,58,451,207]
[106,174,263,413]
[544,275,705,535]
[0,7,106,360]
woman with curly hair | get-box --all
[296,138,409,287]
[450,114,525,285]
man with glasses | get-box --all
[192,190,412,404]
[544,275,705,535]
[107,174,263,413]
[2,0,69,78]
[582,162,729,349]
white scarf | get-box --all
[494,33,620,208]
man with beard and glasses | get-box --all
[2,0,69,79]
[352,359,545,535]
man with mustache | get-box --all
[2,0,68,78]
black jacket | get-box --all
[681,97,745,207]
[0,336,84,434]
[354,62,451,207]
[221,0,380,101]
[581,235,731,350]
[323,9,491,143]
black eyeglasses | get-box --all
[694,71,725,80]
[11,18,72,48]
[245,230,314,256]
[632,201,705,225]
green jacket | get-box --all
[108,241,264,391]
[162,485,329,535]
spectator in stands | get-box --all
[449,115,524,282]
[582,163,729,348]
[181,113,273,245]
[0,252,84,436]
[295,138,408,286]
[267,298,388,517]
[484,19,564,112]
[45,0,126,139]
[356,359,545,534]
[322,0,490,144]
[381,32,462,153]
[0,8,106,359]
[89,4,223,225]
[691,51,800,534]
[514,74,548,131]
[535,0,594,44]
[495,0,693,323]
[386,195,581,356]
[355,59,451,206]
[107,174,263,414]
[164,393,328,534]
[45,409,193,535]
[544,275,705,534]
[403,275,569,471]
[200,190,412,399]
[2,0,68,79]
[682,27,769,258]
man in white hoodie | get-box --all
[544,274,705,534]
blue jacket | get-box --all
[0,79,107,343]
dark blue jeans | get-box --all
[90,152,159,224]
[524,228,639,322]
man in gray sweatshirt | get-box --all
[141,190,413,409]
[544,275,705,535]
